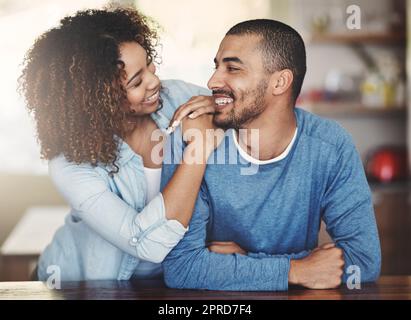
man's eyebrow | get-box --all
[126,69,143,86]
[214,57,244,65]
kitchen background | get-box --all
[0,0,409,280]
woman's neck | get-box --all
[124,115,164,168]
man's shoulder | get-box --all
[296,107,353,150]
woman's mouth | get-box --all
[142,90,160,105]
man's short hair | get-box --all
[226,19,306,103]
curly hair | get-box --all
[18,7,160,172]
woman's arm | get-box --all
[49,156,184,263]
[49,99,220,263]
[162,106,223,227]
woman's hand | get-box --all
[181,113,225,160]
[207,241,247,255]
[169,95,216,129]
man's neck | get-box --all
[236,104,297,161]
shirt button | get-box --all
[130,237,138,245]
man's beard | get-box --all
[213,78,268,130]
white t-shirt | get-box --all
[232,128,298,165]
[133,166,163,279]
[143,167,162,204]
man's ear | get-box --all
[270,69,293,97]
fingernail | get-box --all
[172,120,180,128]
[165,126,175,135]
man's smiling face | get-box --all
[207,34,270,130]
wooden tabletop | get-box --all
[0,276,410,300]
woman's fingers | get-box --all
[169,97,197,127]
[175,97,214,122]
[169,96,215,127]
[188,106,216,119]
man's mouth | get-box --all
[215,97,234,105]
[213,91,234,110]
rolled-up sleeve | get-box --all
[49,155,188,264]
[122,193,188,263]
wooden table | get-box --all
[0,276,410,300]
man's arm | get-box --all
[161,127,319,291]
[320,132,381,283]
[281,132,381,289]
[221,132,380,288]
[162,181,293,291]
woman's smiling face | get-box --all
[119,41,161,116]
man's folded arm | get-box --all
[321,133,381,283]
[248,251,310,260]
[162,183,294,291]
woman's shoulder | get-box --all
[161,79,210,96]
[48,154,110,182]
[159,79,210,118]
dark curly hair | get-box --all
[18,7,160,172]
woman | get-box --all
[19,7,221,281]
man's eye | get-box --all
[227,66,240,72]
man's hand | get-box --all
[288,243,345,289]
[208,241,246,255]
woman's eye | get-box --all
[133,80,142,88]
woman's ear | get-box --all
[270,69,293,97]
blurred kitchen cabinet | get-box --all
[319,184,411,276]
[0,255,38,281]
[372,186,411,275]
[0,206,67,281]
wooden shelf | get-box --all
[310,32,405,45]
[301,102,407,118]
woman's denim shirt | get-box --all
[37,80,210,281]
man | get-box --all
[160,19,381,291]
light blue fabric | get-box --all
[37,80,211,281]
[162,107,381,291]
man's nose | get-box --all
[207,70,224,90]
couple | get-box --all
[20,7,380,290]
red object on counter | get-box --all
[366,146,409,183]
